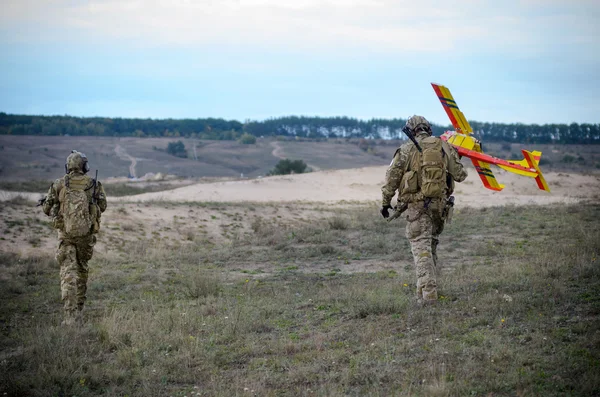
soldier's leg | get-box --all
[430,201,445,270]
[56,241,78,323]
[406,214,437,301]
[431,235,440,270]
[76,263,89,313]
[74,235,96,313]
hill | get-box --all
[0,136,599,187]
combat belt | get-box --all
[387,196,455,224]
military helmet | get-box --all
[405,115,432,135]
[65,150,90,173]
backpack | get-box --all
[400,136,448,202]
[59,175,93,238]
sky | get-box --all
[0,0,598,125]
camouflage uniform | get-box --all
[42,151,107,324]
[382,116,467,301]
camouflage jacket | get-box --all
[42,171,107,235]
[381,132,467,207]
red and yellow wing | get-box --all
[433,83,550,193]
[470,158,504,191]
[431,83,473,135]
[522,150,550,192]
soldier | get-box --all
[381,116,467,302]
[40,150,107,325]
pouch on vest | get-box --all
[400,170,419,194]
[419,137,446,199]
[59,175,93,238]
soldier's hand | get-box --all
[380,205,392,219]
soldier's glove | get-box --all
[380,205,392,219]
[36,197,47,207]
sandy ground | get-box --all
[1,166,599,208]
[2,166,599,277]
[115,167,600,208]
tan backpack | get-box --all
[59,175,93,238]
[400,137,448,202]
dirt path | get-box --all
[114,144,137,178]
[270,141,321,171]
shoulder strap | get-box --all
[403,144,420,173]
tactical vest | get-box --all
[399,136,448,203]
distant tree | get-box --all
[0,112,598,143]
[358,138,375,152]
[167,140,187,158]
[269,159,308,175]
[238,133,257,144]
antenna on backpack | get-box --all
[93,170,98,205]
[402,125,422,153]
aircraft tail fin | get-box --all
[522,150,550,192]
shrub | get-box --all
[166,141,187,158]
[561,154,575,163]
[327,216,349,230]
[358,138,374,152]
[268,159,308,175]
[539,157,551,166]
[238,133,256,144]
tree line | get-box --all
[0,113,598,144]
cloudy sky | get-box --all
[0,0,598,124]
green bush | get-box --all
[538,157,551,166]
[238,133,257,144]
[561,154,575,163]
[166,141,187,158]
[268,159,308,175]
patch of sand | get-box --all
[111,167,600,208]
[1,167,599,208]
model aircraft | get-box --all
[431,83,550,192]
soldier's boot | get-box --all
[61,309,77,326]
[75,303,85,325]
[422,287,438,302]
[74,311,84,325]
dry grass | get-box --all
[1,204,599,396]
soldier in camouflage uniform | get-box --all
[381,116,467,302]
[41,151,107,325]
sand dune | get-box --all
[116,167,599,208]
[2,167,598,208]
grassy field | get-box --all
[1,198,599,396]
[1,135,598,183]
[0,136,392,182]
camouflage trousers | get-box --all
[55,235,96,319]
[405,200,445,300]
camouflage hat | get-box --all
[405,115,432,135]
[66,150,90,173]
